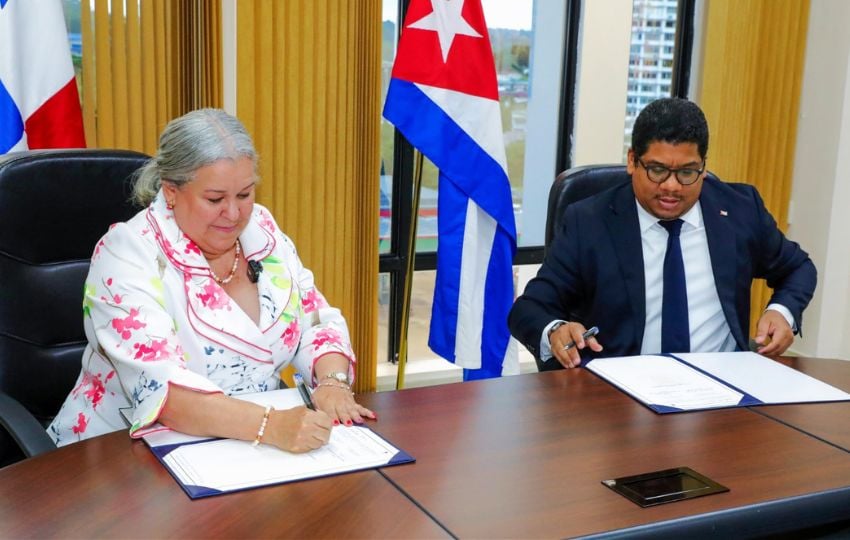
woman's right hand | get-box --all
[267,406,332,453]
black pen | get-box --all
[294,374,316,410]
[562,326,599,352]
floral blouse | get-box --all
[48,193,355,446]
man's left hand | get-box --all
[753,310,794,356]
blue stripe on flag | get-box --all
[385,78,516,379]
[430,171,515,381]
[475,215,515,379]
[383,79,516,241]
[427,173,465,362]
[0,0,8,9]
[0,79,25,153]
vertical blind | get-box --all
[699,0,810,335]
[236,1,382,392]
[81,0,222,153]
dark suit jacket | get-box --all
[508,176,817,370]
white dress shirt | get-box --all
[636,200,736,353]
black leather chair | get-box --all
[543,164,631,253]
[0,149,149,467]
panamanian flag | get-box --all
[0,0,86,154]
[383,0,518,380]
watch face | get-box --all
[328,372,349,384]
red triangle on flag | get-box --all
[390,0,499,101]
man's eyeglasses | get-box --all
[636,157,705,186]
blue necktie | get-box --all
[659,219,690,353]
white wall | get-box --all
[787,0,850,360]
[221,0,236,115]
[572,0,633,165]
[519,1,568,247]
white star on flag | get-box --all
[407,0,482,63]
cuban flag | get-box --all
[383,0,518,380]
[0,0,86,154]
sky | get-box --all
[382,0,534,31]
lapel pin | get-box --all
[720,210,728,217]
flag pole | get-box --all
[396,150,424,390]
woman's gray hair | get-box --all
[133,108,258,206]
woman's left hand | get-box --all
[311,384,376,426]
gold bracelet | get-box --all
[252,405,273,447]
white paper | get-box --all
[587,355,743,410]
[162,425,400,492]
[675,352,850,403]
[140,388,407,494]
[587,352,850,412]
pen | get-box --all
[294,374,316,411]
[563,326,599,352]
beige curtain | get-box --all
[81,0,222,153]
[236,1,382,392]
[698,0,810,335]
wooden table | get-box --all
[0,429,450,538]
[753,357,850,452]
[2,356,849,538]
[358,360,850,538]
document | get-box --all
[132,388,414,499]
[586,352,850,413]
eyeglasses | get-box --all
[636,157,705,186]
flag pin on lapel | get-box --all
[720,210,728,216]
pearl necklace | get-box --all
[209,240,241,285]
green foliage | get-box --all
[506,139,525,189]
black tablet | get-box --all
[602,467,729,507]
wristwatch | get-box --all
[548,321,568,342]
[323,371,351,385]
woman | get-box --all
[48,109,374,452]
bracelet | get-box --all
[251,405,273,447]
[315,381,354,395]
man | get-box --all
[509,98,816,370]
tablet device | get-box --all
[602,467,729,507]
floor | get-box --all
[376,346,538,391]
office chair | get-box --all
[0,149,149,467]
[543,164,631,253]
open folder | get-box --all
[127,388,414,499]
[585,351,850,413]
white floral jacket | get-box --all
[48,193,355,446]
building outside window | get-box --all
[623,0,679,158]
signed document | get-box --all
[162,423,403,495]
[586,352,850,413]
[587,355,743,411]
[133,389,414,499]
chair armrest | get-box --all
[0,392,56,459]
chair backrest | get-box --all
[544,164,631,252]
[0,149,149,462]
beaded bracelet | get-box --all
[316,381,354,395]
[252,405,273,447]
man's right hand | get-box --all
[549,322,603,369]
